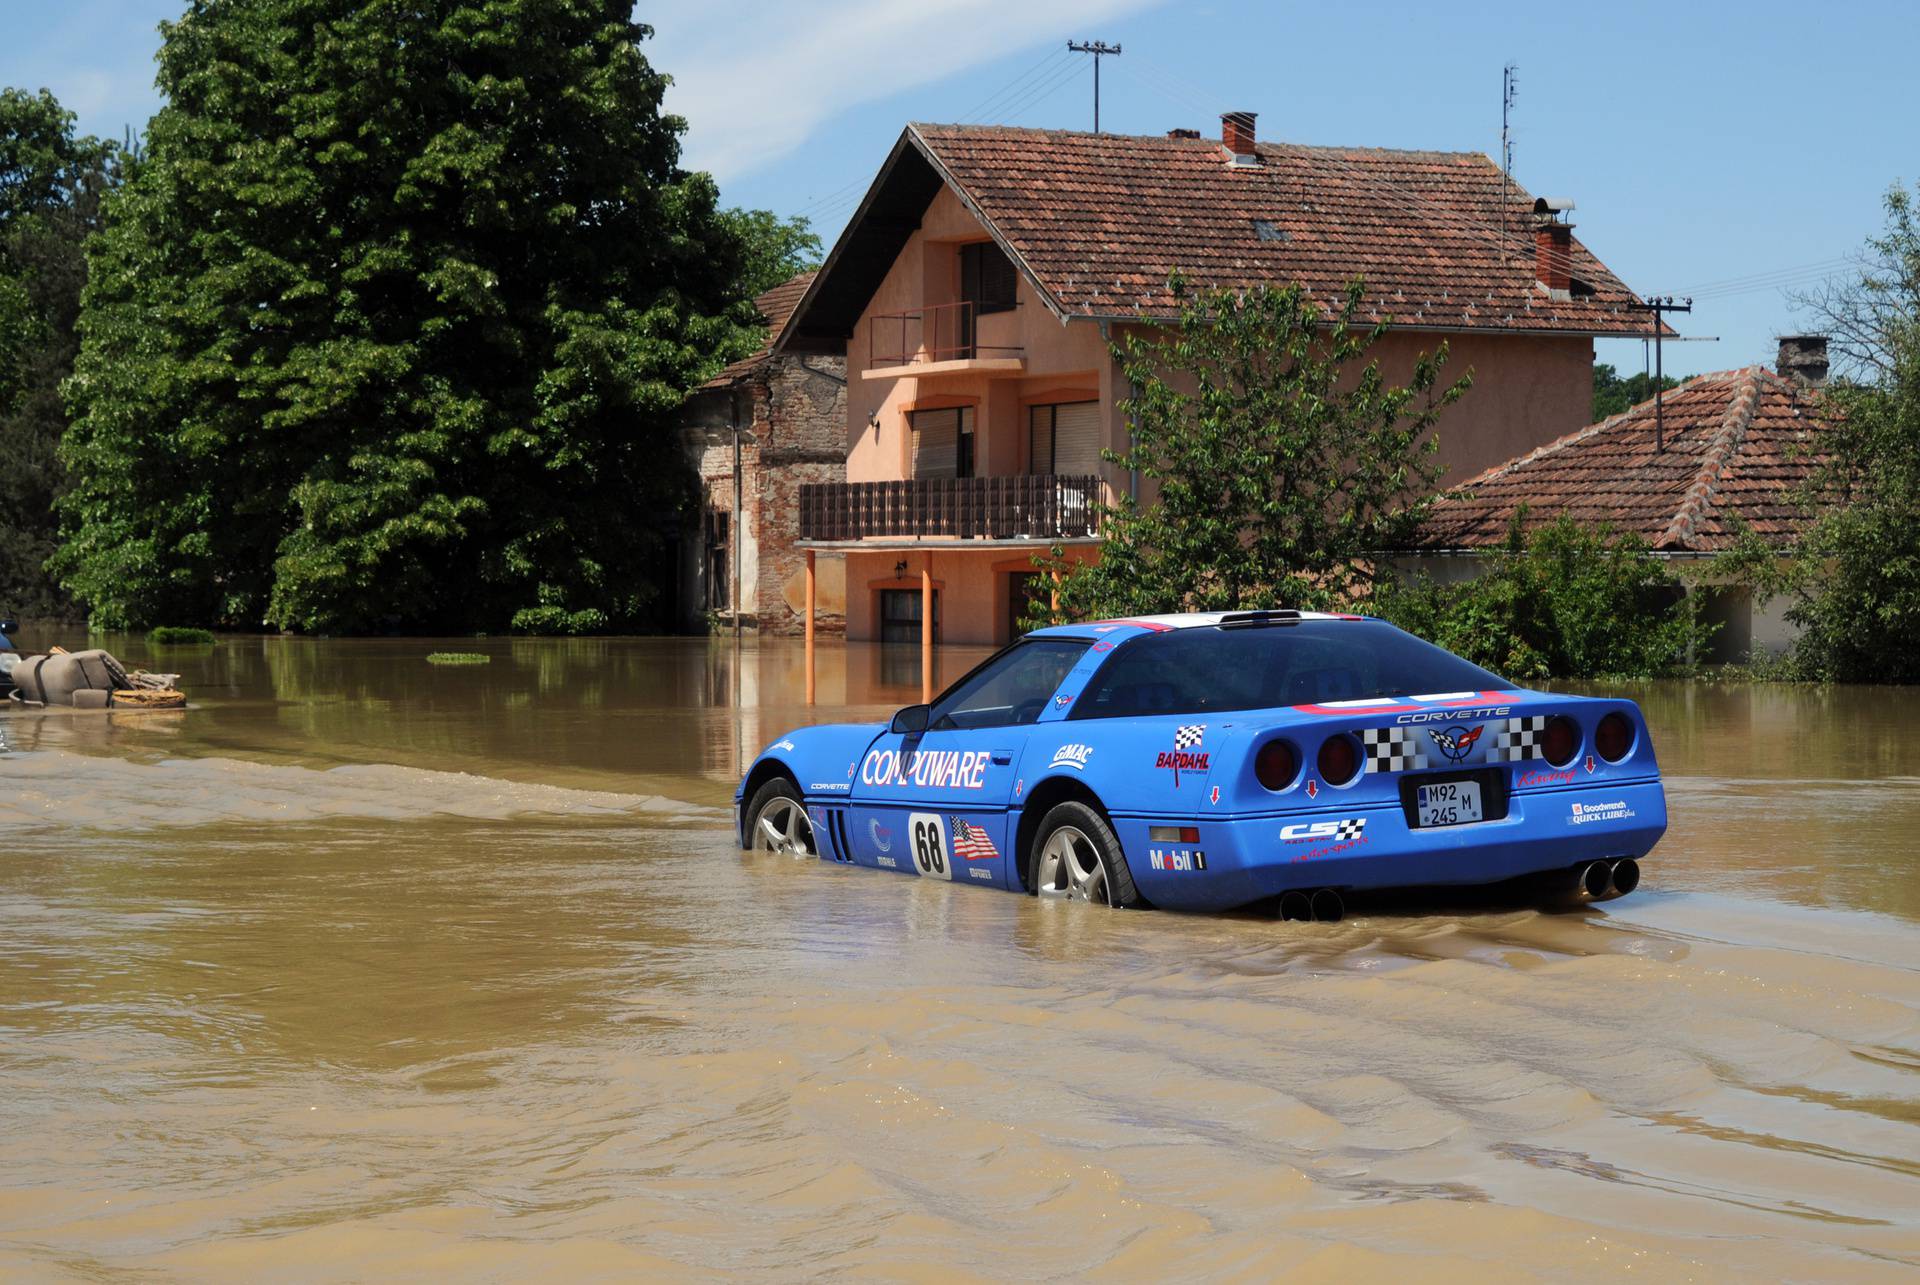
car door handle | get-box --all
[991,751,1013,765]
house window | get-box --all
[911,406,975,478]
[879,587,939,644]
[1028,401,1101,476]
[960,241,1017,316]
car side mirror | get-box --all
[890,703,930,735]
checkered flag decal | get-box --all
[1334,818,1366,840]
[1174,724,1205,750]
[1359,726,1428,773]
[1493,715,1548,762]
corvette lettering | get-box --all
[860,748,991,790]
[1396,706,1512,725]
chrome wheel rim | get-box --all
[1034,824,1111,905]
[754,796,815,857]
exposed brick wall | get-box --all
[752,353,846,635]
[679,352,846,634]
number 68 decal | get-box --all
[906,813,958,881]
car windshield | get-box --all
[930,638,1091,730]
[1070,621,1507,720]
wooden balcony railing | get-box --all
[799,475,1103,542]
[869,300,1022,367]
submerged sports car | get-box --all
[736,612,1665,916]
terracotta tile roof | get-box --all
[910,124,1654,335]
[703,270,818,388]
[1416,367,1835,553]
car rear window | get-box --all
[1069,622,1507,720]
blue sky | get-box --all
[4,0,1909,378]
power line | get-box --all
[991,57,1086,125]
[959,45,1075,124]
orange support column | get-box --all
[1050,569,1061,622]
[921,554,934,704]
[804,549,817,706]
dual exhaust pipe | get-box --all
[1573,857,1640,903]
[1278,888,1344,923]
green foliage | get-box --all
[1040,277,1467,623]
[1591,362,1682,422]
[56,0,781,633]
[1376,515,1714,679]
[425,651,489,664]
[149,625,215,644]
[0,88,120,619]
[719,208,822,299]
[1720,183,1920,682]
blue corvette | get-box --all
[736,612,1665,917]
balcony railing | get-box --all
[869,300,1023,368]
[799,475,1102,542]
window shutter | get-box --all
[1051,402,1102,476]
[912,407,972,478]
[1027,405,1054,475]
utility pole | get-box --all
[1067,40,1121,133]
[1500,64,1517,262]
[1627,296,1693,452]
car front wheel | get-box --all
[1030,800,1140,907]
[744,778,816,858]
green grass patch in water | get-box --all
[426,652,490,665]
[149,626,215,645]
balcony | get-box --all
[798,475,1102,544]
[866,300,1025,379]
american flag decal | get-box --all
[950,816,1000,861]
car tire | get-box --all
[1028,800,1140,908]
[744,777,816,857]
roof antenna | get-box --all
[1501,63,1517,266]
[1068,40,1122,133]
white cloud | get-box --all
[643,0,1159,180]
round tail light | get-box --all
[1595,712,1633,762]
[1254,739,1297,792]
[1542,716,1579,767]
[1317,734,1360,786]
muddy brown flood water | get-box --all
[2,631,1917,1280]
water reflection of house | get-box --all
[1410,338,1834,660]
[679,271,848,635]
[775,114,1656,647]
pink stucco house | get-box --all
[776,114,1656,657]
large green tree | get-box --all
[1591,361,1680,422]
[58,0,782,633]
[0,88,119,619]
[1043,277,1468,620]
[1724,182,1920,681]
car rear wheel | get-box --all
[745,778,816,857]
[1030,800,1139,907]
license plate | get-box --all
[1416,780,1483,827]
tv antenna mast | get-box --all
[1501,63,1518,260]
[1068,40,1122,133]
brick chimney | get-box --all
[1777,334,1829,388]
[1534,220,1573,299]
[1221,111,1258,163]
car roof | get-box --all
[1026,610,1370,639]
